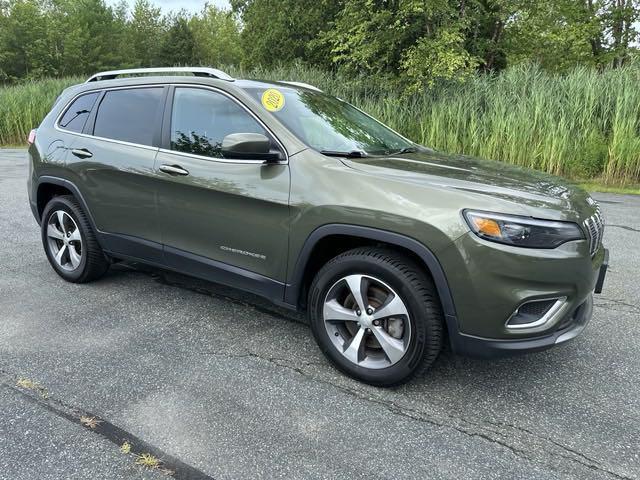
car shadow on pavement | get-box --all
[105,261,577,396]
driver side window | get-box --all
[170,87,267,159]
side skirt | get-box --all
[98,232,290,308]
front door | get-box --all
[155,86,291,290]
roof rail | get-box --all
[86,67,234,83]
[279,81,322,92]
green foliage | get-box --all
[401,27,480,91]
[504,0,604,70]
[316,0,479,88]
[463,0,512,71]
[1,0,640,184]
[0,0,134,79]
[504,0,640,70]
[232,0,640,89]
[0,0,243,80]
[0,76,82,144]
[160,15,196,66]
[231,0,341,68]
[127,0,165,67]
[189,5,242,67]
[0,0,54,79]
[2,0,640,90]
[3,63,640,185]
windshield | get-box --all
[244,86,414,155]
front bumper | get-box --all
[438,225,608,356]
[449,294,593,358]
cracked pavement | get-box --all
[1,148,639,479]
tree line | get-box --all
[1,0,639,88]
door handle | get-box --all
[71,148,93,159]
[159,164,189,176]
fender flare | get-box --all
[35,176,99,233]
[284,224,458,331]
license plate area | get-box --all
[594,248,609,294]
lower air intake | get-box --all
[507,298,566,329]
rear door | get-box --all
[66,86,166,260]
[51,91,101,166]
[154,86,291,284]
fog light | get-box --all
[507,297,567,329]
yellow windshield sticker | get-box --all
[261,89,285,112]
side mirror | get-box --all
[221,133,282,162]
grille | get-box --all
[518,300,555,317]
[583,205,605,257]
[508,299,555,326]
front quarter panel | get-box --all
[287,150,461,272]
[286,150,533,281]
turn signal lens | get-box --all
[471,217,502,238]
[463,210,584,249]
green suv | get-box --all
[27,67,608,386]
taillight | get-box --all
[27,129,36,145]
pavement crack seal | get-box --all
[209,350,633,480]
[1,370,215,480]
[606,224,640,233]
[594,297,640,314]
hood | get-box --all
[341,148,596,220]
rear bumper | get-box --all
[449,294,593,358]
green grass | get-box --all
[0,76,83,146]
[579,182,640,195]
[2,63,640,185]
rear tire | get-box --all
[41,195,109,283]
[308,247,443,387]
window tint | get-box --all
[58,92,100,133]
[93,88,163,146]
[170,87,267,158]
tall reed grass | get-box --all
[1,64,639,184]
[0,77,83,146]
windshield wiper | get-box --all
[392,146,418,155]
[320,150,367,158]
[60,109,90,128]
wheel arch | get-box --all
[36,176,98,232]
[285,225,458,333]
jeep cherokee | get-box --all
[27,67,608,386]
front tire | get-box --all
[308,247,444,387]
[41,195,109,283]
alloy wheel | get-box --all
[323,274,412,369]
[46,210,83,271]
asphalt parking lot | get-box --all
[1,148,638,480]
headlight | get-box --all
[463,210,584,248]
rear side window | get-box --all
[93,88,163,146]
[170,87,267,158]
[58,92,100,133]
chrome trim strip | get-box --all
[555,296,592,344]
[157,148,283,165]
[506,297,567,330]
[86,67,234,83]
[583,208,605,257]
[58,131,159,152]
